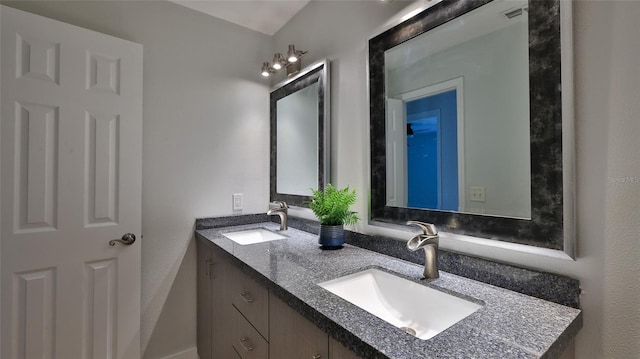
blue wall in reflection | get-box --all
[406,89,458,211]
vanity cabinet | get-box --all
[196,238,213,359]
[329,338,361,359]
[269,292,329,359]
[229,264,269,339]
[197,237,362,359]
[230,306,269,359]
[197,239,235,359]
[227,257,269,359]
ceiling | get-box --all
[169,0,312,35]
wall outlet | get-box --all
[469,186,486,202]
[232,193,243,211]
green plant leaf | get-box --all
[308,184,359,225]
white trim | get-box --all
[0,6,3,356]
[440,231,575,261]
[367,220,575,262]
[398,77,466,210]
[560,0,576,260]
[385,98,407,206]
[323,60,330,190]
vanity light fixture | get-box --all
[261,62,274,77]
[260,44,307,77]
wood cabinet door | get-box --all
[329,337,362,359]
[269,292,329,359]
[210,245,237,359]
[196,238,213,359]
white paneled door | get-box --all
[1,6,143,359]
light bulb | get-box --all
[287,44,298,63]
[272,53,284,70]
[261,62,271,77]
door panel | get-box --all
[1,6,143,358]
[83,258,118,359]
[15,102,59,232]
[84,111,120,226]
[14,268,56,359]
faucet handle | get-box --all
[270,201,288,209]
[406,221,438,236]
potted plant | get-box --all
[308,184,359,249]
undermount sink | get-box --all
[222,228,286,245]
[318,268,482,340]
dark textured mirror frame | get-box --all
[369,0,566,250]
[270,60,330,207]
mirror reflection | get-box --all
[384,0,531,219]
[276,82,319,196]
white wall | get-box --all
[274,0,640,358]
[0,1,272,358]
[598,2,640,357]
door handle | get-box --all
[109,233,136,246]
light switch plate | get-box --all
[232,193,243,211]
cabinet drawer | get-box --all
[231,307,269,359]
[229,264,269,338]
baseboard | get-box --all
[161,347,198,359]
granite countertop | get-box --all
[195,222,582,359]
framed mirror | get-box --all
[369,0,574,255]
[270,60,330,207]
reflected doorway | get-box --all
[385,77,465,211]
[406,89,458,210]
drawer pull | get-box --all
[240,292,255,303]
[209,262,216,279]
[204,259,211,277]
[239,337,254,352]
[312,355,321,359]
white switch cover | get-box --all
[469,186,486,202]
[233,193,243,211]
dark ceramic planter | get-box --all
[319,224,345,250]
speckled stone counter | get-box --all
[196,222,582,359]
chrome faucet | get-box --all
[406,221,439,280]
[267,201,288,231]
